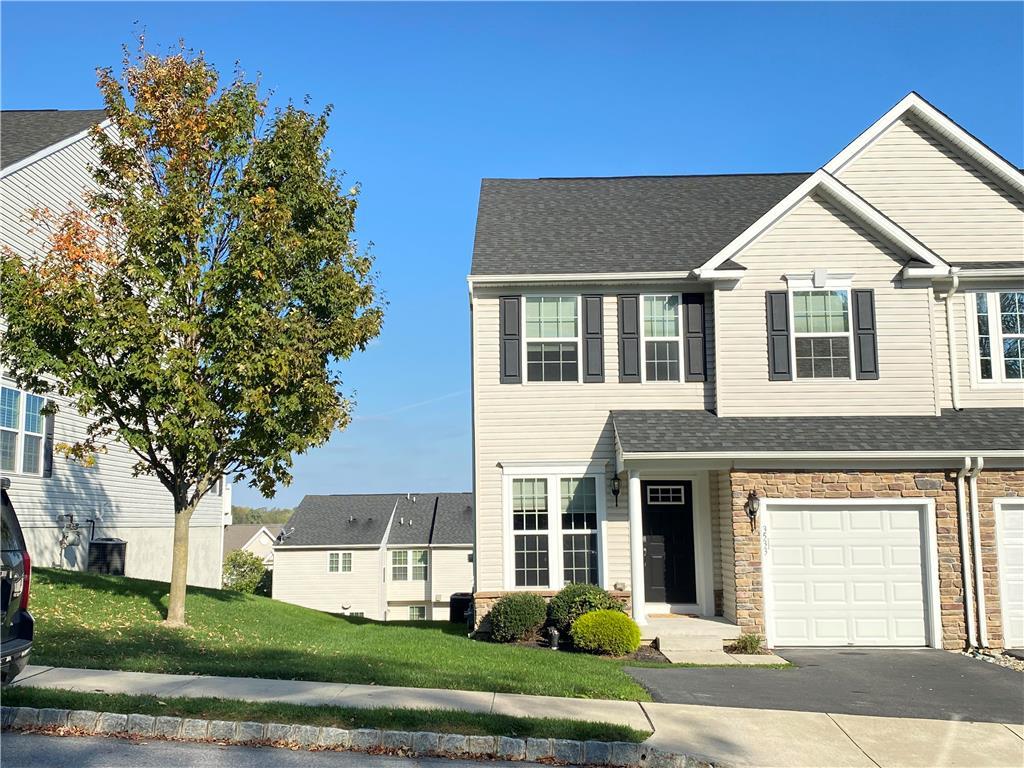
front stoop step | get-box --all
[643,616,742,653]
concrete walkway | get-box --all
[14,665,1024,767]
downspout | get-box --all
[956,457,978,648]
[944,271,962,410]
[968,457,988,647]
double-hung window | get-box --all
[509,472,603,589]
[0,386,44,475]
[391,549,427,581]
[525,296,579,382]
[328,552,340,573]
[641,295,681,381]
[973,291,1024,382]
[791,289,852,379]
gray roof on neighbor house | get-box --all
[223,524,283,553]
[470,173,810,276]
[611,408,1024,455]
[387,492,474,547]
[1,109,107,170]
[281,492,473,548]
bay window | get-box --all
[973,290,1024,382]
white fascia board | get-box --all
[951,267,1024,281]
[239,526,275,552]
[467,271,694,287]
[824,92,1024,199]
[695,170,946,275]
[0,117,112,179]
[903,265,954,279]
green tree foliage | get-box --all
[231,505,293,525]
[571,610,641,656]
[0,40,382,626]
[222,550,268,594]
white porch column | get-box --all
[627,470,646,625]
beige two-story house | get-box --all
[467,93,1024,652]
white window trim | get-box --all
[521,294,582,385]
[0,385,44,477]
[341,552,352,573]
[785,275,855,382]
[328,552,340,573]
[967,290,1024,387]
[408,605,427,621]
[500,463,608,592]
[391,549,428,581]
[638,293,684,384]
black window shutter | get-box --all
[618,295,641,383]
[42,400,56,478]
[766,291,792,381]
[499,296,522,384]
[681,293,707,382]
[852,289,880,380]
[582,294,604,383]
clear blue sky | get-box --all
[3,2,1022,508]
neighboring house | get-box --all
[0,109,228,587]
[223,524,283,568]
[273,492,474,620]
[467,92,1024,651]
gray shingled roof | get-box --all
[388,493,474,546]
[470,173,810,276]
[1,109,106,170]
[281,492,473,548]
[223,524,283,553]
[612,408,1024,454]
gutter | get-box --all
[968,456,988,647]
[956,457,978,648]
[943,270,962,411]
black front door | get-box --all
[642,481,697,604]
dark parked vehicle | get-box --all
[1,479,33,685]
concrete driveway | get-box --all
[628,648,1024,723]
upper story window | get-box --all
[392,549,427,581]
[791,289,852,379]
[974,291,1024,383]
[525,296,579,382]
[0,386,44,475]
[327,551,352,573]
[642,295,681,382]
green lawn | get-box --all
[4,687,649,742]
[29,568,655,700]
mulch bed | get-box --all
[513,637,671,663]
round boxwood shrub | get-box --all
[571,610,642,656]
[548,582,624,636]
[488,592,547,643]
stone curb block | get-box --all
[0,707,704,767]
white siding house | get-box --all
[273,492,474,621]
[1,109,226,587]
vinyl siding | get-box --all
[387,546,474,620]
[272,547,383,617]
[836,115,1024,264]
[715,193,939,416]
[714,470,736,622]
[471,286,714,592]
[1,131,225,588]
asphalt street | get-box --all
[0,733,540,768]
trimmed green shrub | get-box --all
[222,550,267,594]
[571,610,642,656]
[488,592,547,643]
[548,582,624,636]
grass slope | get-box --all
[30,568,654,700]
[4,687,649,742]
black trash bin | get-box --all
[449,592,473,623]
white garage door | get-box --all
[765,502,930,647]
[997,500,1024,649]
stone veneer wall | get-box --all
[726,468,1010,651]
[974,470,1024,649]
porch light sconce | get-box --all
[745,490,761,527]
[610,476,621,507]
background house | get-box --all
[273,492,474,620]
[223,524,283,569]
[0,109,228,587]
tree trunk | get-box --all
[164,497,196,627]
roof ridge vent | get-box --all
[348,515,354,523]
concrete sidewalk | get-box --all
[14,665,1024,767]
